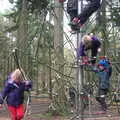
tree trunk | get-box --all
[17,0,28,50]
[53,0,67,113]
[16,0,28,70]
[100,0,108,55]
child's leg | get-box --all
[91,46,97,64]
[96,89,108,111]
[91,40,101,64]
[16,104,24,120]
[78,0,101,24]
[71,0,101,27]
[68,10,78,22]
[7,105,17,120]
[68,10,80,31]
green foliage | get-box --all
[27,0,49,13]
[0,16,11,84]
[112,7,120,26]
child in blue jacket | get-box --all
[0,69,32,120]
[93,58,112,113]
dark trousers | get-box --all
[78,0,101,24]
[96,89,108,111]
[68,10,78,21]
[91,40,101,64]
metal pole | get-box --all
[76,34,84,120]
[76,0,84,120]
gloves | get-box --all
[25,80,32,90]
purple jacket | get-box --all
[0,80,32,107]
[77,36,101,59]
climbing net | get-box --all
[0,0,120,119]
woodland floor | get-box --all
[0,97,120,120]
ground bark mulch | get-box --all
[0,97,120,120]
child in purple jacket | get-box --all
[77,34,101,65]
[0,69,32,120]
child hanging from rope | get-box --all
[0,69,32,120]
[67,0,101,30]
[93,57,112,113]
[77,33,101,65]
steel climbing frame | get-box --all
[75,0,84,120]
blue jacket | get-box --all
[93,65,112,90]
[0,80,32,107]
[97,70,110,89]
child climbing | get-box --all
[77,34,101,65]
[67,0,78,22]
[67,0,101,30]
[67,0,79,31]
[93,57,112,113]
[0,69,32,120]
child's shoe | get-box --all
[70,25,80,32]
[89,56,97,65]
[70,17,83,28]
[72,17,80,22]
